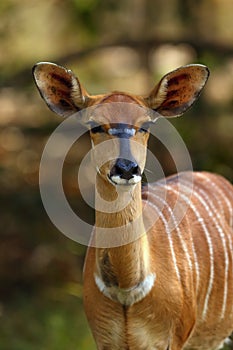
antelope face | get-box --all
[87,95,151,186]
[33,62,209,187]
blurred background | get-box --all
[0,0,233,349]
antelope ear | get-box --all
[145,64,209,118]
[32,62,90,117]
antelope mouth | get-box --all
[108,174,142,186]
[109,158,142,186]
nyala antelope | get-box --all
[33,62,233,350]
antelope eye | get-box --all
[92,125,105,134]
[88,121,105,134]
[138,122,151,133]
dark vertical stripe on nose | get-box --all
[119,137,136,164]
[110,135,141,180]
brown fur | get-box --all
[33,62,233,350]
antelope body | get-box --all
[33,62,233,350]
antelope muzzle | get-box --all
[109,158,142,186]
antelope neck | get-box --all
[94,174,153,300]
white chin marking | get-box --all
[109,175,142,186]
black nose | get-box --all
[110,158,141,180]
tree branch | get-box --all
[3,37,233,89]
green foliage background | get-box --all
[0,0,233,349]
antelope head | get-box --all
[33,62,209,188]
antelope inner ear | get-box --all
[33,62,90,117]
[144,64,209,118]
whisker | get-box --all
[144,168,153,174]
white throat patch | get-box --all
[94,273,156,306]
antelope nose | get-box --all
[110,158,141,180]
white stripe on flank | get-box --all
[149,192,193,273]
[197,173,233,228]
[182,180,229,320]
[146,200,181,282]
[196,175,225,218]
[181,181,229,320]
[166,184,214,320]
[161,185,200,293]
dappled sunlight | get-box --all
[206,60,233,104]
[150,44,196,75]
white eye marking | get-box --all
[108,128,136,136]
